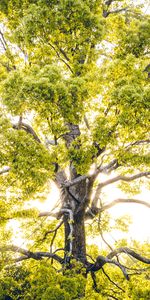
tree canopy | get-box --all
[0,0,150,299]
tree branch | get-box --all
[38,211,61,219]
[61,209,74,256]
[95,159,119,176]
[99,198,150,212]
[103,7,128,17]
[98,171,150,189]
[0,30,7,51]
[105,0,115,6]
[101,267,125,292]
[85,198,150,220]
[87,255,129,279]
[109,7,128,15]
[126,139,150,149]
[48,42,73,73]
[39,220,64,244]
[107,247,150,264]
[63,159,120,188]
[0,245,63,264]
[13,122,41,143]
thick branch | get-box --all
[75,178,90,215]
[87,255,129,279]
[61,209,74,256]
[88,247,150,280]
[0,245,63,264]
[0,245,41,259]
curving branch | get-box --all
[107,247,150,264]
[98,171,150,189]
[0,245,41,259]
[49,220,64,254]
[126,139,150,149]
[85,198,150,220]
[39,220,64,244]
[13,122,41,143]
[94,159,119,177]
[87,254,129,279]
[99,198,150,212]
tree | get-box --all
[0,0,150,298]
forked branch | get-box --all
[87,247,150,283]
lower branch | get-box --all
[87,247,150,281]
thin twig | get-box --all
[102,267,125,292]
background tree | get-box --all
[0,0,150,298]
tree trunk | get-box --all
[72,216,86,263]
[59,123,90,264]
[63,180,88,264]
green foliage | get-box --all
[0,1,150,299]
[0,244,150,299]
